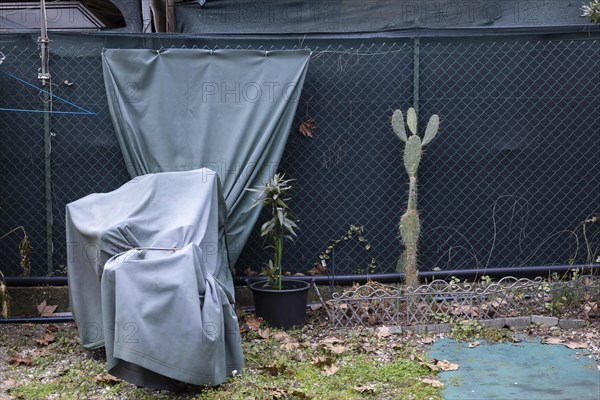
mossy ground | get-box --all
[0,316,442,400]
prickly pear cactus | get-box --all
[392,107,439,288]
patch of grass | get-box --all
[195,327,441,400]
[10,381,61,399]
[196,353,440,400]
[1,321,443,400]
[478,328,514,343]
[449,320,514,343]
[447,375,464,387]
[449,320,483,341]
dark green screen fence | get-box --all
[0,33,598,277]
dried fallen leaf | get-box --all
[436,359,459,371]
[310,304,323,311]
[30,347,50,358]
[420,337,435,345]
[92,373,121,385]
[360,343,372,353]
[281,342,300,352]
[354,383,377,394]
[320,337,342,345]
[542,337,564,345]
[299,118,317,138]
[468,341,480,348]
[45,324,59,333]
[565,342,587,349]
[307,264,326,275]
[327,344,346,355]
[376,326,391,338]
[419,360,439,371]
[267,387,288,398]
[37,300,58,317]
[244,315,263,331]
[258,327,270,339]
[422,378,445,388]
[451,304,479,317]
[260,361,289,377]
[273,332,293,343]
[312,356,334,368]
[413,355,438,371]
[9,355,32,366]
[584,302,599,318]
[322,364,339,376]
[33,333,56,346]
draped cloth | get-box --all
[102,49,311,267]
[66,169,243,387]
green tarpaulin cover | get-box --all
[102,48,311,267]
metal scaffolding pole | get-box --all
[39,0,53,276]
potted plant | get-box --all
[246,173,311,329]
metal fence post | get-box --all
[39,21,53,276]
[412,37,420,116]
[43,92,53,276]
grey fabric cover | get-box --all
[102,48,311,267]
[66,168,243,386]
[102,244,243,387]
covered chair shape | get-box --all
[101,243,243,388]
[66,168,243,387]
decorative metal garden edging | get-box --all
[325,275,599,328]
[405,277,549,325]
[325,281,403,328]
[546,275,600,319]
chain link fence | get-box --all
[0,33,598,277]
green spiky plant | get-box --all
[391,107,440,288]
[248,174,298,290]
[581,0,600,23]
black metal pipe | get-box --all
[4,264,598,287]
[3,264,597,324]
[236,264,599,286]
[4,276,68,286]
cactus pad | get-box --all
[406,107,418,135]
[422,114,440,146]
[403,135,422,177]
[392,110,407,142]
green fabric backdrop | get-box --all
[102,49,310,267]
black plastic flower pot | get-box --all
[248,278,311,329]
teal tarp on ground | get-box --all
[430,338,600,400]
[102,49,311,267]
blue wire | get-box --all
[0,108,94,115]
[0,70,96,115]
